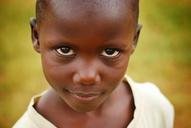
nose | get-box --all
[73,64,101,86]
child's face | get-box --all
[31,0,140,112]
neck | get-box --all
[34,80,134,127]
[47,80,130,116]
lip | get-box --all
[64,89,103,101]
[71,93,100,101]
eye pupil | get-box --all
[61,47,70,53]
[105,48,115,55]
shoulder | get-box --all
[126,77,174,127]
[13,112,36,128]
[13,91,56,128]
[135,81,174,112]
[127,76,174,112]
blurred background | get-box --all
[0,0,191,127]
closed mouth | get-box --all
[63,88,104,101]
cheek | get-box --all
[41,53,73,89]
[109,55,130,73]
[41,50,130,90]
[103,56,130,87]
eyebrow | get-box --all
[99,26,123,40]
[102,40,130,48]
[56,24,80,38]
[54,22,124,42]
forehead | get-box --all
[40,0,136,41]
[49,0,129,19]
[43,0,136,24]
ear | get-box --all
[131,24,142,54]
[30,17,41,53]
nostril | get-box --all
[81,79,95,86]
[73,73,101,86]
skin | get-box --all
[30,0,141,127]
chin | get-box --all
[61,91,109,113]
[69,102,102,113]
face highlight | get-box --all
[32,0,140,112]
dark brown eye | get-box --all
[101,48,120,58]
[56,46,75,56]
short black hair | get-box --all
[36,0,139,25]
[36,0,48,24]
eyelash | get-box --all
[55,46,75,56]
[55,46,122,58]
[101,48,121,58]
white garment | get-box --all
[13,76,174,128]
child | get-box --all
[13,0,174,127]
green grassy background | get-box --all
[0,0,191,127]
